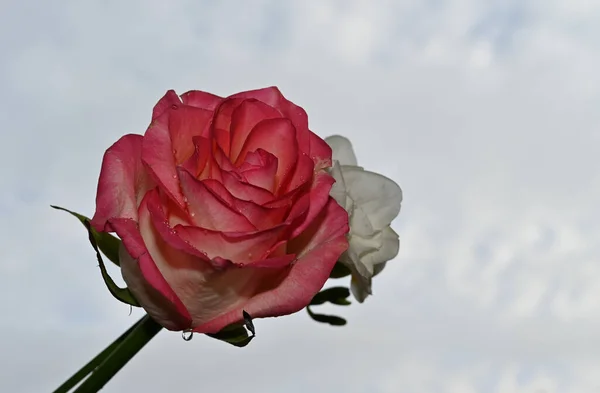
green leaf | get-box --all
[206,322,255,347]
[329,297,351,306]
[83,220,140,307]
[306,306,347,326]
[329,261,351,278]
[52,316,146,393]
[310,286,351,306]
[51,205,121,266]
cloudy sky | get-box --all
[2,0,600,392]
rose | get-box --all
[90,87,349,333]
[325,135,402,302]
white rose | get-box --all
[325,135,403,302]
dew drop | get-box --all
[182,330,193,341]
[183,196,188,203]
[190,212,196,217]
[171,104,179,110]
[172,174,178,179]
[172,149,178,155]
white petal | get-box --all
[342,167,402,236]
[328,161,349,210]
[358,227,400,268]
[325,135,358,166]
[350,274,371,303]
[372,261,387,277]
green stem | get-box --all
[53,316,146,393]
[72,314,163,393]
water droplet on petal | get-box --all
[183,197,188,203]
[182,330,193,341]
[172,175,178,179]
[171,104,179,110]
[190,212,196,217]
[172,149,178,155]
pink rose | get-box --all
[91,87,349,334]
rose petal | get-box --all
[174,224,286,264]
[134,193,261,330]
[280,152,314,194]
[288,171,335,238]
[229,99,282,162]
[178,168,256,232]
[180,90,223,111]
[232,198,290,230]
[309,130,333,169]
[191,197,349,333]
[210,97,245,155]
[199,178,289,230]
[110,215,192,331]
[237,118,299,190]
[240,149,278,192]
[142,110,185,207]
[168,105,214,163]
[221,170,275,205]
[91,134,155,232]
[151,90,181,121]
[181,136,211,178]
[229,87,311,155]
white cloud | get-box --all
[2,0,600,392]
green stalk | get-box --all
[72,314,163,393]
[52,316,146,393]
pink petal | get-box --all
[236,118,299,190]
[231,198,290,230]
[109,215,192,331]
[174,224,286,264]
[181,136,211,178]
[145,189,211,261]
[229,87,310,155]
[288,170,335,238]
[221,171,275,205]
[91,134,155,232]
[240,149,278,192]
[279,152,314,195]
[210,97,245,155]
[192,197,349,333]
[308,130,332,169]
[197,178,289,230]
[229,99,282,162]
[133,193,256,330]
[168,105,214,164]
[180,90,223,111]
[142,111,185,208]
[178,168,256,232]
[151,90,181,121]
[213,144,236,172]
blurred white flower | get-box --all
[325,135,403,302]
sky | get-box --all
[1,0,600,392]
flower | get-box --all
[325,135,402,302]
[91,87,349,333]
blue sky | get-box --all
[2,0,600,392]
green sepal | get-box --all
[51,205,121,267]
[83,220,140,307]
[310,286,351,306]
[206,323,255,347]
[329,261,351,278]
[306,306,347,326]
